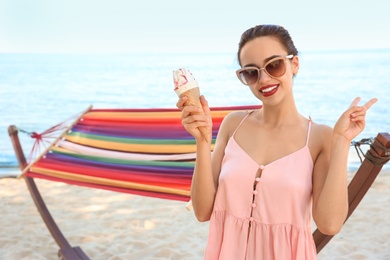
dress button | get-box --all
[255,177,261,182]
[252,203,256,208]
[253,190,258,195]
[259,165,265,170]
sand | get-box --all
[1,171,389,260]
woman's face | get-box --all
[239,36,299,106]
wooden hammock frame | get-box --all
[8,125,390,259]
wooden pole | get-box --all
[314,132,390,253]
[8,126,90,260]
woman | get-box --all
[176,24,377,259]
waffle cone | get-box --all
[181,87,201,107]
[180,87,208,140]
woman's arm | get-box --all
[312,97,377,235]
[312,126,349,235]
[177,95,229,221]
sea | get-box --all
[1,50,389,177]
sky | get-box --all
[1,0,389,54]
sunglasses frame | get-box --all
[236,54,294,85]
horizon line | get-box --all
[1,47,390,55]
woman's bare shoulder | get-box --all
[311,121,333,137]
[221,111,250,130]
[217,110,251,139]
[223,110,250,122]
[310,121,334,149]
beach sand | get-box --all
[1,171,389,260]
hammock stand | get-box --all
[8,106,390,259]
[9,128,89,259]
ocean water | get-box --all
[1,50,389,175]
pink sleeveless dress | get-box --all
[204,112,317,260]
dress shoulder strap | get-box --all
[305,117,312,146]
[232,110,254,137]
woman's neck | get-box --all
[257,99,301,127]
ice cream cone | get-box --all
[181,86,201,107]
[173,68,208,140]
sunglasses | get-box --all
[236,54,294,85]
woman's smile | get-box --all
[260,84,279,97]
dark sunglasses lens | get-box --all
[265,59,285,77]
[240,69,258,85]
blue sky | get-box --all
[1,0,389,53]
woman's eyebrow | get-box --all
[243,55,283,68]
[264,54,282,63]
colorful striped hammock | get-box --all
[10,105,390,257]
[21,105,260,202]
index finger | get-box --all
[176,96,188,110]
[348,97,361,109]
[363,98,378,110]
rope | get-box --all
[351,138,374,163]
[14,127,36,137]
[351,137,390,166]
[14,109,88,163]
[366,141,390,166]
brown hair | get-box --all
[237,24,298,66]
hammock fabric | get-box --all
[22,105,260,202]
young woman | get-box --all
[176,24,377,259]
